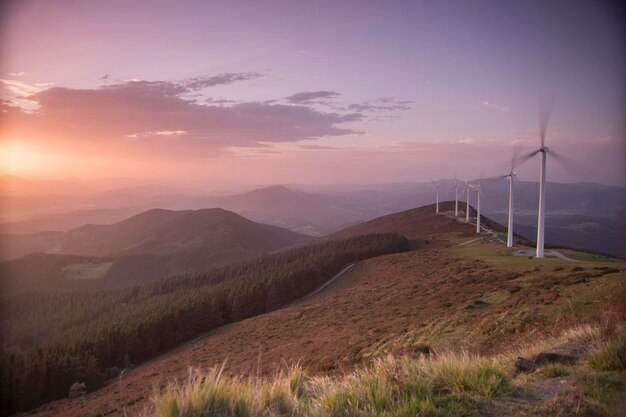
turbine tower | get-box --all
[505,170,517,247]
[536,146,547,257]
[496,153,520,248]
[472,183,481,234]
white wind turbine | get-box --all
[471,182,482,234]
[431,180,440,214]
[505,169,516,247]
[464,179,470,222]
[514,98,571,258]
[494,153,520,248]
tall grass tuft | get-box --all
[589,339,626,372]
[144,352,512,417]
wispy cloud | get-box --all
[183,72,261,90]
[298,144,341,150]
[0,79,46,96]
[126,130,189,139]
[285,91,340,104]
[478,100,510,113]
[348,97,412,113]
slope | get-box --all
[25,202,624,417]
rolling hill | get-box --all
[0,208,311,293]
[20,202,625,416]
[3,178,624,257]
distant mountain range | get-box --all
[1,176,624,257]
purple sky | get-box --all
[0,0,624,186]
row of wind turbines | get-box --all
[431,104,567,259]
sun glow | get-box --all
[0,141,51,177]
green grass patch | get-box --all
[578,372,625,407]
[541,363,570,378]
[589,340,626,372]
[62,262,112,280]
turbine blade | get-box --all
[550,150,587,180]
[511,145,522,169]
[539,94,556,146]
[513,150,539,168]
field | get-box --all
[61,262,113,280]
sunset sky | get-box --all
[0,0,624,187]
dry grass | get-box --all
[144,352,512,417]
[140,322,626,417]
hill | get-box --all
[18,202,624,417]
[1,207,309,260]
[55,207,309,257]
[0,208,311,293]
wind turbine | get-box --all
[431,180,440,214]
[505,170,516,247]
[471,182,482,234]
[495,153,519,247]
[514,98,565,258]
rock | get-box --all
[534,343,588,366]
[68,382,86,398]
[532,375,576,400]
[515,357,535,372]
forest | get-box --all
[0,233,408,415]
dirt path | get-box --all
[291,263,355,305]
[513,248,579,261]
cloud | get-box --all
[478,100,510,113]
[0,79,45,97]
[183,72,261,90]
[1,78,363,153]
[285,91,340,104]
[348,97,412,113]
[126,130,189,138]
[205,97,238,106]
[298,144,340,150]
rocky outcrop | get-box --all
[515,343,590,372]
[68,382,86,398]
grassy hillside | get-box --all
[0,233,408,415]
[8,203,625,417]
[144,323,625,417]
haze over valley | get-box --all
[1,1,624,416]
